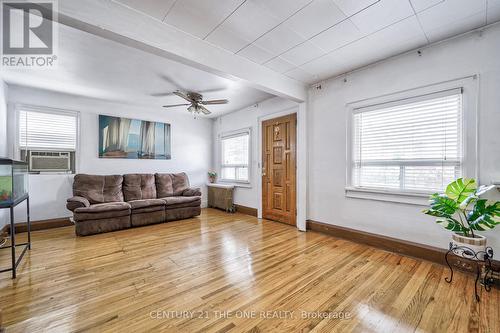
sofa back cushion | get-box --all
[155,172,190,197]
[123,174,156,201]
[155,173,174,198]
[73,174,124,204]
[171,172,190,196]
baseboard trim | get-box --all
[234,204,258,217]
[1,217,73,235]
[307,219,500,272]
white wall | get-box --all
[7,85,213,222]
[213,97,298,209]
[308,24,500,250]
[0,80,8,229]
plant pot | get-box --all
[451,233,487,260]
[208,177,216,184]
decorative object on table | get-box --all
[208,171,217,183]
[423,178,500,301]
[0,158,31,279]
[98,115,171,159]
[207,183,235,212]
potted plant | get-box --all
[208,171,217,183]
[423,178,500,260]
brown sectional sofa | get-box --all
[66,173,201,236]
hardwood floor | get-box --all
[0,208,498,332]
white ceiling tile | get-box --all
[238,44,275,64]
[357,16,427,55]
[164,0,244,39]
[264,57,297,73]
[409,0,444,13]
[417,0,487,42]
[280,41,326,66]
[114,0,176,21]
[252,24,306,55]
[285,0,347,39]
[350,0,415,34]
[487,0,500,24]
[332,0,379,16]
[309,19,362,52]
[254,0,313,21]
[205,0,282,52]
[303,16,427,79]
[285,67,317,83]
[300,53,343,75]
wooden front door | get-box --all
[262,113,296,225]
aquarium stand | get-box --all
[444,242,494,302]
[0,194,31,279]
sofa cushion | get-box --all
[155,173,174,198]
[73,174,124,204]
[128,199,165,213]
[161,196,201,209]
[74,202,131,221]
[123,174,156,201]
[183,188,202,197]
[171,172,190,196]
[66,196,91,212]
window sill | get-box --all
[217,180,252,188]
[345,186,431,206]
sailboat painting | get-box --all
[99,115,171,159]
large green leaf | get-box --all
[469,201,500,231]
[459,184,496,209]
[436,218,466,232]
[425,193,458,216]
[446,178,476,204]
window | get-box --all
[17,106,79,173]
[349,89,463,194]
[220,129,250,183]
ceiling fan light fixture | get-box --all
[188,104,198,113]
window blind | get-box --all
[19,108,78,150]
[351,89,463,193]
[221,130,250,182]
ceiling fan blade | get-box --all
[173,91,192,102]
[201,99,229,105]
[198,105,212,115]
[159,74,184,91]
[151,92,175,97]
[162,103,191,108]
[197,87,227,94]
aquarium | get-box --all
[0,159,28,207]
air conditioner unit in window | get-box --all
[28,151,71,172]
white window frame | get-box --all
[219,127,251,185]
[15,104,81,174]
[345,76,478,205]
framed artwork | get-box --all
[98,115,171,159]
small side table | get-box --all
[444,243,494,302]
[0,194,31,279]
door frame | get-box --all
[257,103,307,231]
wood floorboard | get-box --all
[0,208,498,332]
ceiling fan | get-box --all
[162,91,228,115]
[152,74,228,115]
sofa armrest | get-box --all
[66,196,91,212]
[183,187,201,197]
